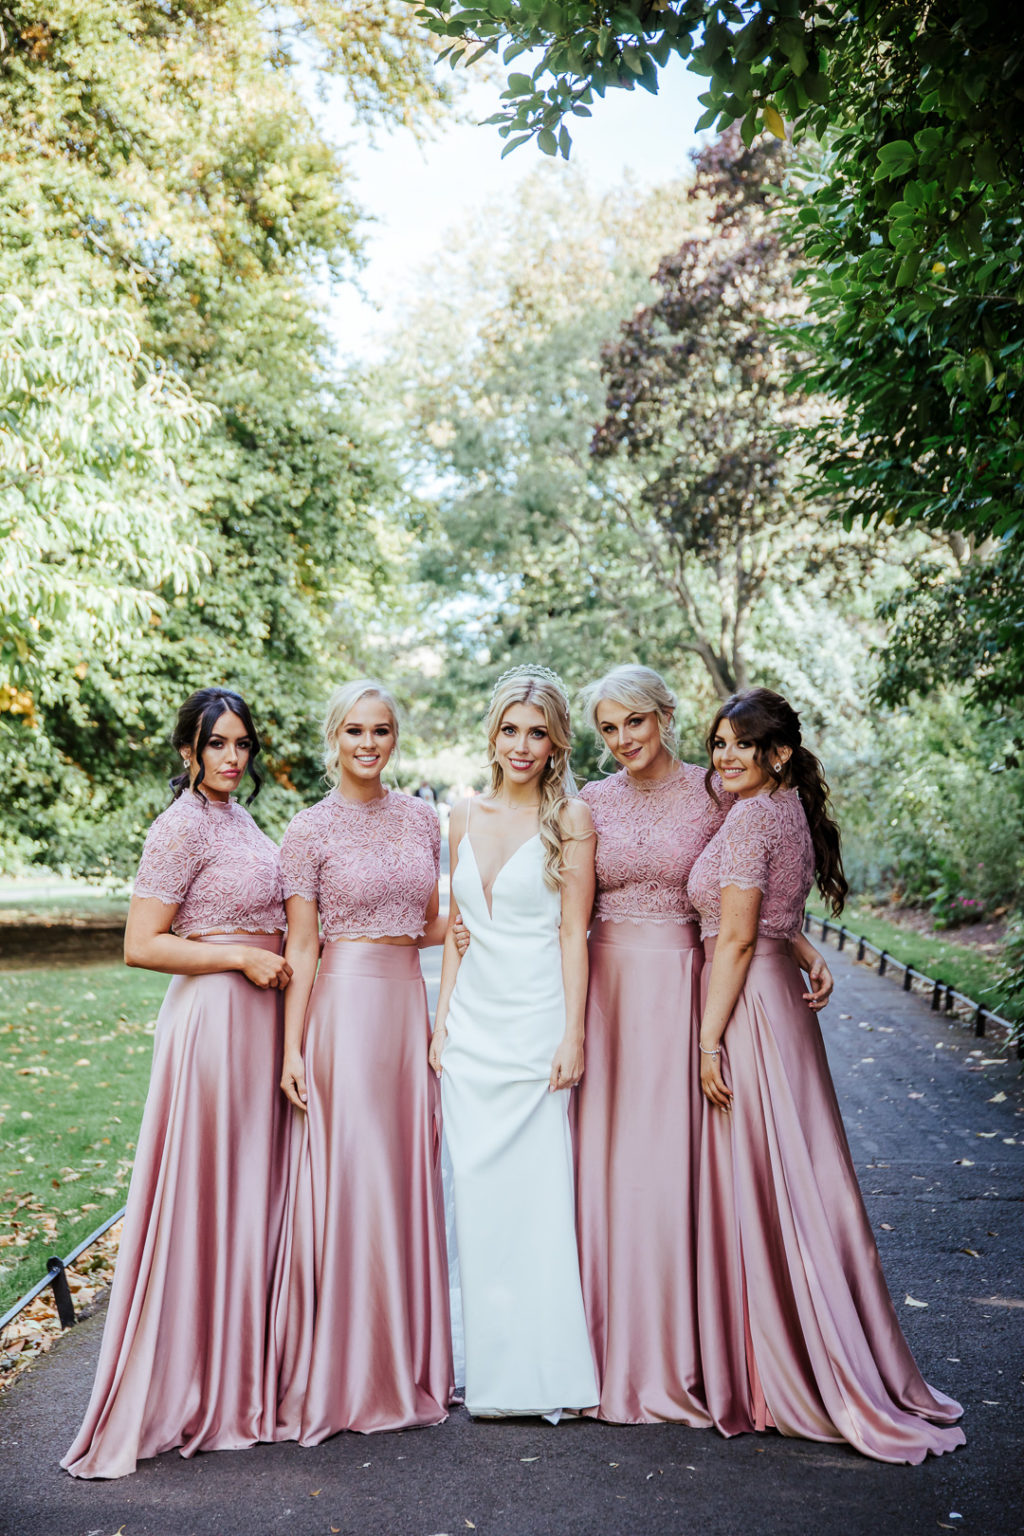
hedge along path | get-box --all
[0,964,168,1323]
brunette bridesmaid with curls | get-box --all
[688,687,965,1463]
[63,687,291,1478]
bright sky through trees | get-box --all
[309,57,706,358]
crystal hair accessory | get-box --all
[490,663,569,704]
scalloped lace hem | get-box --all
[175,924,285,937]
[324,929,427,942]
[592,913,697,927]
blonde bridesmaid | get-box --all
[689,687,965,1462]
[273,680,453,1442]
[63,687,291,1478]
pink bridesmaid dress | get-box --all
[575,764,728,1424]
[63,790,289,1478]
[272,790,453,1443]
[688,788,965,1463]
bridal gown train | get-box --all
[440,815,598,1418]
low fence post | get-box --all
[902,966,912,992]
[931,979,943,1011]
[46,1258,76,1330]
[838,926,847,952]
[878,950,888,977]
[857,935,866,961]
[974,1007,987,1038]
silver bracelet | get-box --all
[699,1044,721,1059]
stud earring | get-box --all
[772,762,782,773]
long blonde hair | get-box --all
[322,679,400,789]
[485,667,576,891]
[580,663,678,770]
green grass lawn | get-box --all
[806,898,1013,1017]
[0,964,168,1314]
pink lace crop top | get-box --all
[279,789,440,940]
[687,787,814,940]
[579,763,732,925]
[133,790,286,936]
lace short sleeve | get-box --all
[280,810,321,902]
[133,804,205,907]
[717,796,771,894]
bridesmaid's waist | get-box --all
[589,917,700,952]
[702,935,792,960]
[190,932,283,953]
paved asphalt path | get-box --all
[1,943,1022,1536]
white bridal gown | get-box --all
[440,813,598,1418]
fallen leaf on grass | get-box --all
[309,1489,320,1497]
[983,1399,1001,1405]
[953,1160,975,1167]
[904,1295,929,1308]
[908,1092,924,1099]
[465,1522,476,1529]
[520,1456,539,1462]
[880,1223,894,1231]
[959,1248,980,1258]
[989,1091,1007,1104]
[977,1131,998,1139]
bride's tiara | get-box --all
[490,663,569,705]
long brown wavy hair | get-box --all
[485,671,577,891]
[706,688,848,916]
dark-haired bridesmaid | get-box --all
[689,687,965,1463]
[63,687,291,1479]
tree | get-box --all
[415,2,1024,701]
[0,2,450,871]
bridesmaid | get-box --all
[689,687,966,1463]
[63,687,291,1478]
[273,679,453,1443]
[575,665,832,1425]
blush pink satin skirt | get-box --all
[697,936,966,1463]
[271,942,453,1443]
[62,935,289,1479]
[575,919,711,1425]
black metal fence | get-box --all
[0,1205,126,1341]
[804,910,1021,1056]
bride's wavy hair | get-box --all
[706,687,848,916]
[485,669,577,891]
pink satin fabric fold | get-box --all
[697,937,965,1463]
[63,935,288,1479]
[272,942,453,1442]
[575,919,711,1426]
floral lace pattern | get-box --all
[579,763,732,925]
[133,791,285,936]
[280,789,440,940]
[687,787,814,940]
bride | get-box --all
[429,665,598,1420]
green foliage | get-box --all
[0,2,442,872]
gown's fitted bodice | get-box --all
[133,790,285,937]
[280,789,439,940]
[580,764,732,925]
[687,787,814,941]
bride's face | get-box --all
[493,703,552,788]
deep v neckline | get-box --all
[461,832,540,921]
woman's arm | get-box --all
[280,895,320,1110]
[124,897,291,989]
[550,800,596,1092]
[698,884,762,1111]
[428,805,467,1076]
[789,930,834,1010]
[417,884,446,948]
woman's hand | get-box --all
[240,948,293,990]
[428,1025,447,1078]
[452,915,471,957]
[549,1034,583,1092]
[803,955,834,1011]
[699,1042,732,1112]
[280,1048,307,1111]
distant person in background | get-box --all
[63,687,291,1479]
[689,688,965,1462]
[272,680,453,1443]
[574,665,832,1426]
[416,779,436,803]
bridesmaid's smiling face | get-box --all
[495,703,552,787]
[336,697,396,787]
[710,716,776,800]
[595,698,671,779]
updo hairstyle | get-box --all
[322,679,400,788]
[580,663,678,769]
[705,687,848,916]
[170,686,263,804]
